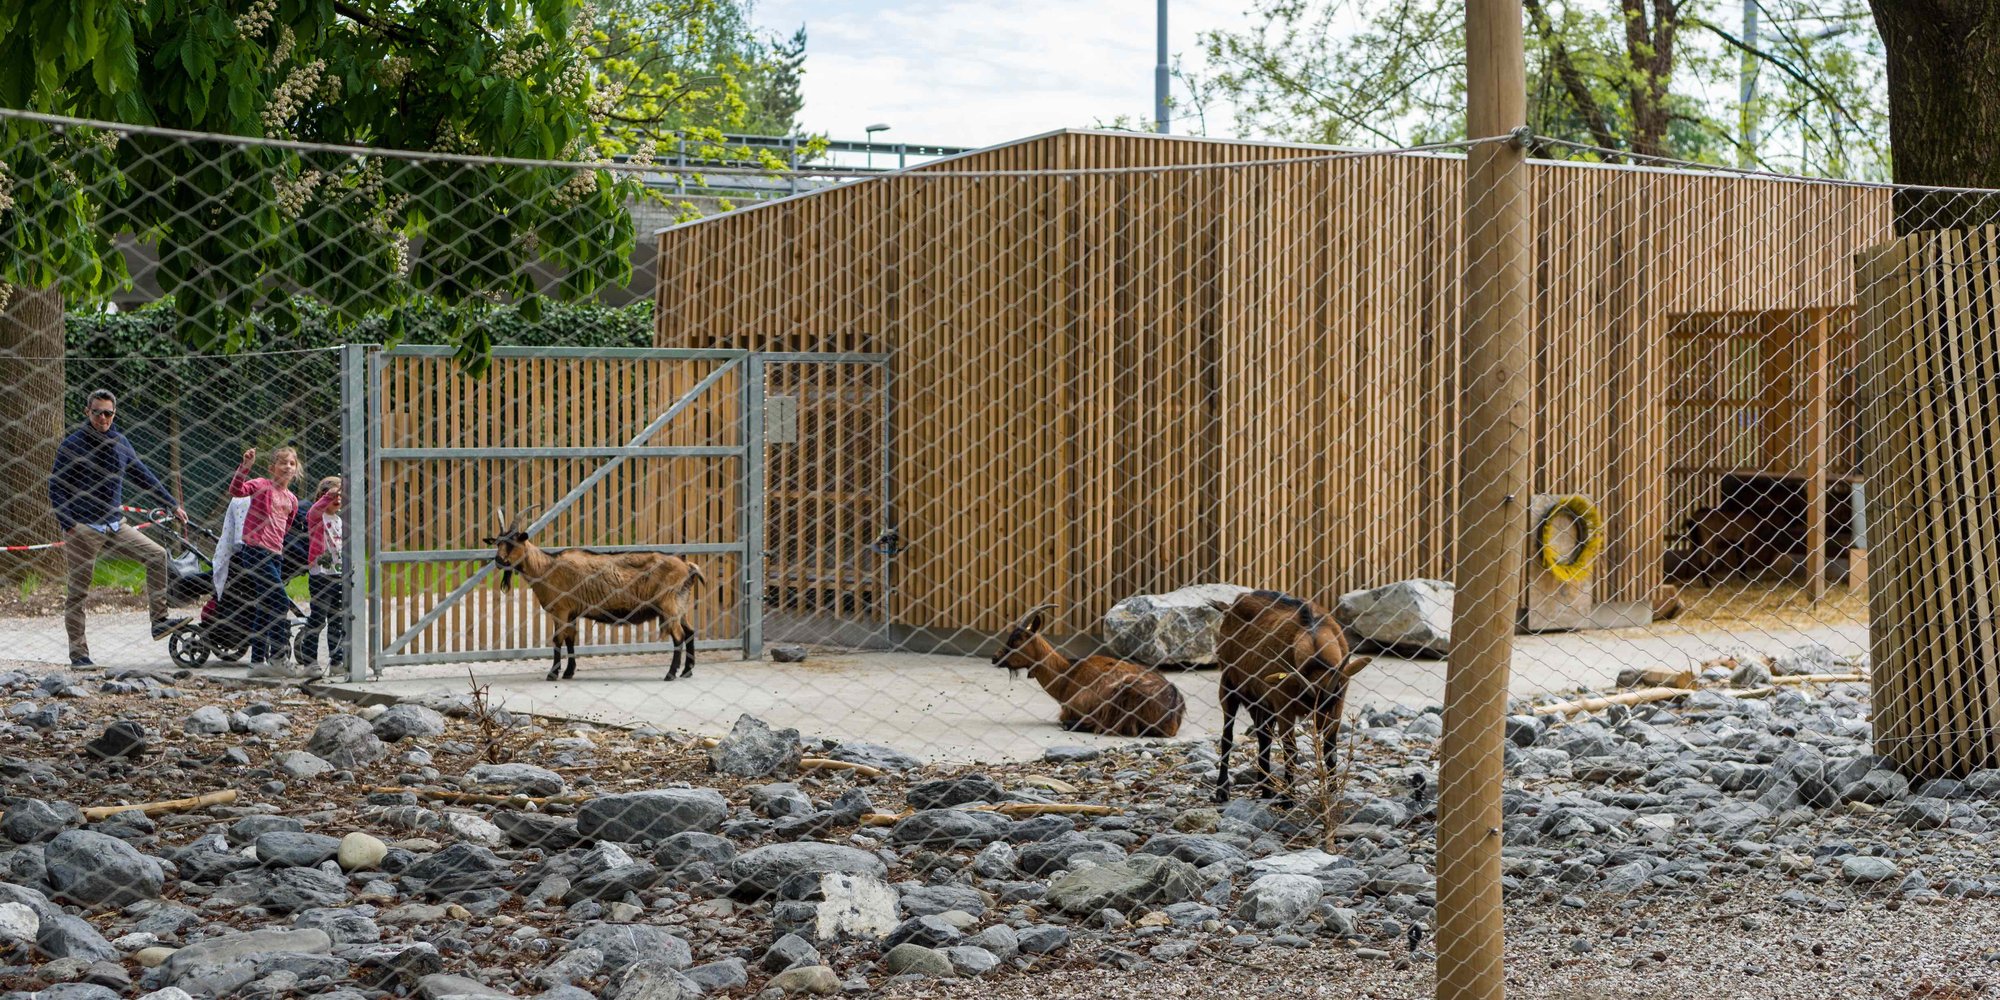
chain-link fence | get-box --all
[2,110,1999,999]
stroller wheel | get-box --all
[168,630,211,668]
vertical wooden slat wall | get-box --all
[654,131,1893,639]
[1859,226,2000,777]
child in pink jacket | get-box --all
[229,446,304,676]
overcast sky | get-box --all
[751,0,1253,149]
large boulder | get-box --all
[1336,579,1453,655]
[1045,855,1203,914]
[1103,584,1251,665]
[709,714,803,779]
[726,843,887,900]
[46,830,163,906]
[306,715,387,768]
[577,790,729,844]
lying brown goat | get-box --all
[1210,589,1372,803]
[991,603,1186,738]
[486,507,706,682]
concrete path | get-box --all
[0,607,1867,764]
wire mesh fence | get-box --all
[1,111,1999,998]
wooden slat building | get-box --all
[654,129,1893,640]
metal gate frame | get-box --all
[340,345,888,681]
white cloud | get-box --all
[752,0,1251,148]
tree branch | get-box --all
[1693,16,1872,136]
[1524,0,1623,157]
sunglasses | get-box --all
[89,408,116,417]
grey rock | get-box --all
[1018,837,1126,876]
[533,947,605,987]
[1963,770,2000,799]
[307,715,387,768]
[709,714,803,778]
[352,941,445,988]
[610,957,698,1000]
[762,932,822,973]
[685,958,749,992]
[416,973,514,998]
[184,706,231,734]
[294,907,381,946]
[275,750,334,780]
[727,842,886,899]
[577,790,729,843]
[228,816,304,846]
[256,832,343,868]
[1,798,81,843]
[888,809,1015,849]
[1236,873,1322,927]
[84,720,150,759]
[1368,863,1435,896]
[884,914,964,949]
[966,924,1019,960]
[1046,855,1204,914]
[1138,834,1245,868]
[1840,855,1901,884]
[1336,578,1453,655]
[1689,800,1773,838]
[1017,924,1071,955]
[46,829,162,906]
[494,811,582,851]
[1601,861,1653,893]
[1043,746,1103,763]
[750,783,815,819]
[468,763,567,797]
[372,705,448,742]
[824,742,922,772]
[770,644,810,663]
[881,942,955,978]
[1772,644,1842,676]
[766,965,840,995]
[40,912,118,961]
[403,843,508,883]
[570,863,667,902]
[1842,768,1911,805]
[1104,583,1251,665]
[943,945,1000,976]
[571,923,693,969]
[898,883,989,918]
[1729,659,1774,686]
[1898,798,1954,830]
[655,831,738,875]
[906,774,1005,810]
[221,866,349,912]
[971,841,1018,879]
[1505,715,1544,748]
[164,928,333,982]
[30,986,119,1000]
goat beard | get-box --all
[500,568,514,589]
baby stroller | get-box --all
[161,500,310,669]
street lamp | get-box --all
[864,123,890,170]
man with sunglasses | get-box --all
[47,389,189,667]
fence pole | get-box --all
[1439,0,1529,998]
[340,344,371,683]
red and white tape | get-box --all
[0,506,177,552]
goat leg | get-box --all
[1213,698,1237,803]
[1254,722,1285,803]
[662,621,681,681]
[546,638,562,682]
[679,621,696,679]
[563,634,579,680]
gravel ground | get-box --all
[1,636,1998,1000]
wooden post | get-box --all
[1442,1,1528,998]
[1805,311,1829,602]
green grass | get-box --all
[95,558,311,601]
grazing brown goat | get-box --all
[485,507,706,682]
[1209,590,1372,803]
[991,604,1186,738]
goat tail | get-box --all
[685,563,707,592]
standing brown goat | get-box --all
[991,603,1186,738]
[485,508,705,682]
[1209,590,1372,803]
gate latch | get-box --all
[870,528,904,557]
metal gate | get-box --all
[339,345,887,681]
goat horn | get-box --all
[516,504,545,532]
[494,507,509,533]
[1019,602,1060,629]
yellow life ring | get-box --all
[1539,495,1605,583]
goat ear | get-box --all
[1026,610,1044,633]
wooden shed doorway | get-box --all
[1664,308,1860,601]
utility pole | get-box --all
[1439,0,1528,997]
[1738,0,1760,167]
[1155,0,1170,134]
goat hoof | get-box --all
[1212,787,1231,804]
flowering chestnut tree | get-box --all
[0,0,659,363]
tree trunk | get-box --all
[0,284,67,587]
[1870,0,2000,233]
